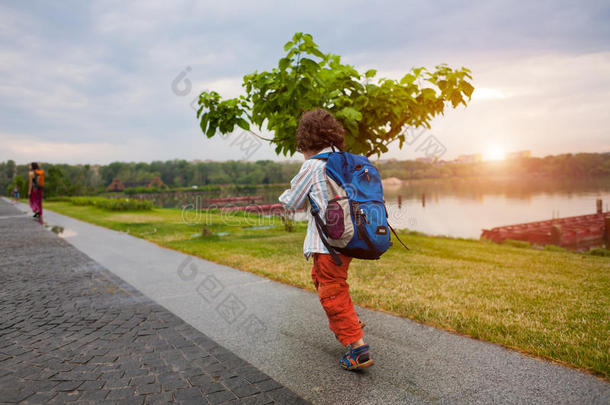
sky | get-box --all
[1,0,609,164]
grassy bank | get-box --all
[44,202,610,379]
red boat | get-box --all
[482,211,610,249]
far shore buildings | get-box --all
[415,156,438,164]
[376,151,531,165]
[505,150,531,160]
[106,177,125,192]
[455,153,483,164]
[148,176,165,188]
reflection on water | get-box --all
[383,177,610,238]
[152,177,610,240]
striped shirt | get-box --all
[279,147,333,259]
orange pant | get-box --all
[311,253,363,346]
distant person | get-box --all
[279,109,373,371]
[12,185,20,200]
[28,162,44,223]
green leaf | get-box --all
[400,74,415,85]
[206,121,217,138]
[310,48,325,58]
[339,107,362,122]
[461,82,475,98]
[299,58,319,72]
[237,118,250,130]
[450,91,462,107]
[278,57,291,71]
[365,69,377,78]
[302,33,314,45]
[283,41,294,51]
[199,115,208,134]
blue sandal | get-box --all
[340,344,374,371]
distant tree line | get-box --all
[0,160,302,197]
[1,153,609,197]
[1,161,101,198]
[378,152,610,180]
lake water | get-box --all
[381,178,610,239]
[154,177,610,240]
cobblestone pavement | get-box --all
[0,201,307,405]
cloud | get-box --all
[1,134,123,164]
[471,88,506,101]
[384,51,610,159]
[0,0,609,164]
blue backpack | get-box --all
[308,149,408,265]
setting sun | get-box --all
[484,145,506,161]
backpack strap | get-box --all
[352,202,379,254]
[309,152,330,161]
[388,223,410,251]
[308,195,343,266]
[307,149,341,265]
[383,204,409,251]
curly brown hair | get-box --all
[296,108,345,153]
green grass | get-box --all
[69,196,152,211]
[44,202,610,379]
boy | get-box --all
[279,108,373,371]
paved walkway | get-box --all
[5,198,610,404]
[0,199,306,405]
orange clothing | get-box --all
[34,169,44,187]
[311,253,363,346]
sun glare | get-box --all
[484,145,505,161]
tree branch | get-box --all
[247,130,274,142]
[365,119,408,157]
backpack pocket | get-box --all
[325,197,354,248]
[345,201,391,258]
[351,164,383,201]
[325,200,344,239]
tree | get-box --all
[6,175,26,197]
[196,32,474,157]
[45,166,72,197]
[5,160,16,181]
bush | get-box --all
[281,212,296,232]
[544,244,567,252]
[123,185,222,195]
[123,186,162,195]
[45,196,72,202]
[70,196,152,211]
[588,248,610,257]
[503,239,531,248]
[6,175,27,197]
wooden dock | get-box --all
[482,200,610,249]
[220,203,302,215]
[205,195,264,206]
